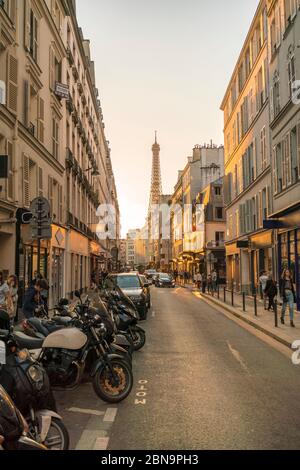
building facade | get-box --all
[221,0,273,294]
[267,0,300,309]
[0,0,119,306]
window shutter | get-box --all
[23,80,29,127]
[253,138,257,179]
[297,123,300,180]
[23,155,30,207]
[9,0,16,24]
[38,167,43,197]
[38,97,45,143]
[255,195,259,230]
[49,46,55,91]
[24,0,31,52]
[7,55,18,114]
[48,176,54,214]
[267,185,271,217]
[6,141,13,200]
[59,185,63,223]
[273,147,278,194]
[286,133,292,185]
[270,86,274,121]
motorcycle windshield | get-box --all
[114,286,138,318]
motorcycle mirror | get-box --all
[74,290,81,299]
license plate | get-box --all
[0,341,6,365]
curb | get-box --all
[200,293,292,349]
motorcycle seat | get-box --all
[13,332,44,350]
[28,318,49,337]
[52,316,73,326]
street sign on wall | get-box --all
[29,197,52,240]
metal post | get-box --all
[274,300,278,328]
[217,284,220,299]
[254,294,258,316]
[243,292,246,312]
[37,198,42,274]
[231,287,234,306]
[224,287,226,303]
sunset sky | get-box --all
[77,0,259,237]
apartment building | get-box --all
[220,0,273,294]
[0,0,119,305]
[267,0,300,309]
[170,143,224,276]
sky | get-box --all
[76,0,259,237]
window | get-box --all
[291,127,298,183]
[256,67,264,112]
[261,127,267,170]
[215,207,223,219]
[284,0,297,28]
[1,0,16,22]
[215,232,225,244]
[30,9,38,62]
[235,210,239,237]
[262,188,267,221]
[52,118,59,160]
[215,186,221,196]
[228,214,233,238]
[288,52,296,98]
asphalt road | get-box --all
[56,286,300,450]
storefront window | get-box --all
[290,232,296,282]
[280,233,288,272]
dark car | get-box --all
[104,273,150,320]
[155,273,175,288]
[144,270,157,284]
[139,275,151,309]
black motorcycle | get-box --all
[0,385,47,450]
[0,318,69,450]
[104,288,146,351]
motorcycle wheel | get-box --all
[131,327,146,351]
[43,418,70,450]
[93,358,133,404]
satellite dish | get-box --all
[0,81,6,105]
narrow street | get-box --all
[56,286,300,450]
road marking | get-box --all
[68,407,105,417]
[227,341,249,373]
[152,310,156,317]
[93,437,110,450]
[103,408,118,423]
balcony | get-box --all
[72,65,79,82]
[66,96,74,114]
[206,240,225,249]
[81,128,87,144]
[81,94,87,106]
[66,147,74,169]
[72,108,79,125]
[77,118,83,136]
[67,47,74,66]
[77,82,83,95]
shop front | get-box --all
[50,226,66,307]
[67,229,90,299]
[226,243,240,291]
[250,230,274,293]
[278,228,300,311]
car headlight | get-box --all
[28,365,43,384]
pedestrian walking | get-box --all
[207,274,213,293]
[0,272,10,312]
[280,269,296,327]
[264,274,277,312]
[212,270,218,292]
[7,275,18,322]
[196,272,202,290]
[259,271,268,298]
[22,279,49,319]
[202,274,207,293]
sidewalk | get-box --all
[179,283,300,348]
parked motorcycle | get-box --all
[0,384,47,451]
[15,293,133,404]
[0,316,69,450]
[103,288,146,351]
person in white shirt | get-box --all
[0,272,10,311]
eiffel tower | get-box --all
[148,131,162,211]
[147,131,162,266]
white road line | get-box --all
[68,407,105,416]
[103,408,118,423]
[93,437,110,450]
[227,341,249,373]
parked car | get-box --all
[144,270,158,284]
[155,273,175,288]
[104,273,150,320]
[139,275,151,309]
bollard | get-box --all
[274,300,278,328]
[231,288,234,307]
[254,294,258,316]
[224,287,226,303]
[243,292,246,312]
[217,284,220,299]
